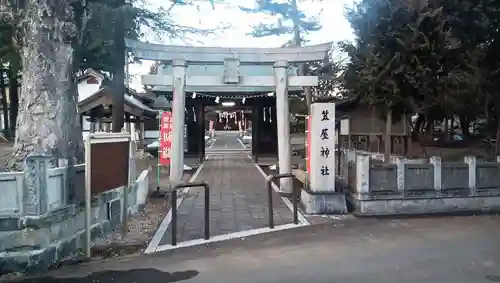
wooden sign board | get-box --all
[86,133,130,195]
[83,132,131,259]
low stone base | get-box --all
[301,189,348,214]
[0,220,111,275]
[351,194,500,216]
[0,179,146,275]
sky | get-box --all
[128,0,354,92]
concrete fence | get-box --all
[0,164,86,217]
[0,148,150,274]
[339,149,500,216]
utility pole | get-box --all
[112,0,126,132]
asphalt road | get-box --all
[12,215,500,283]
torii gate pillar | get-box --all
[170,59,186,183]
[274,60,293,194]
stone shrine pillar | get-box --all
[274,60,293,194]
[170,59,186,183]
[301,102,347,214]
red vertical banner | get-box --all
[159,111,172,165]
[306,115,311,174]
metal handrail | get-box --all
[266,173,299,229]
[170,181,210,246]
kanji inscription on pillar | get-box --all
[309,103,335,192]
[160,111,173,165]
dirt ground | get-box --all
[0,141,14,170]
[91,153,195,259]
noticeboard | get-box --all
[89,138,129,195]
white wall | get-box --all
[77,78,102,102]
[340,119,349,135]
[0,111,4,130]
[81,118,91,132]
[145,130,159,139]
[78,75,103,133]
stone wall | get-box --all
[339,149,500,216]
[0,164,85,217]
[0,165,149,275]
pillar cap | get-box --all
[273,60,288,68]
[172,59,187,67]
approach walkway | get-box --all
[151,131,305,251]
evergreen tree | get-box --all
[239,0,321,44]
[1,0,222,170]
[240,0,323,109]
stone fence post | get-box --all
[346,149,357,162]
[395,158,405,194]
[58,157,78,206]
[128,139,137,186]
[429,156,442,192]
[356,154,370,194]
[23,155,51,216]
[464,156,477,195]
[340,149,352,180]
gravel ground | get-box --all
[91,196,170,258]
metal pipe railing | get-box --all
[266,173,299,229]
[170,181,210,246]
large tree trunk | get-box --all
[6,0,84,171]
[411,113,424,141]
[111,0,126,132]
[424,115,433,141]
[384,108,393,163]
[458,114,470,141]
[443,117,449,141]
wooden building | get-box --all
[336,98,410,155]
[0,68,20,139]
[77,69,157,148]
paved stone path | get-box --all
[210,131,244,150]
[159,131,294,245]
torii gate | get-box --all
[126,39,332,193]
